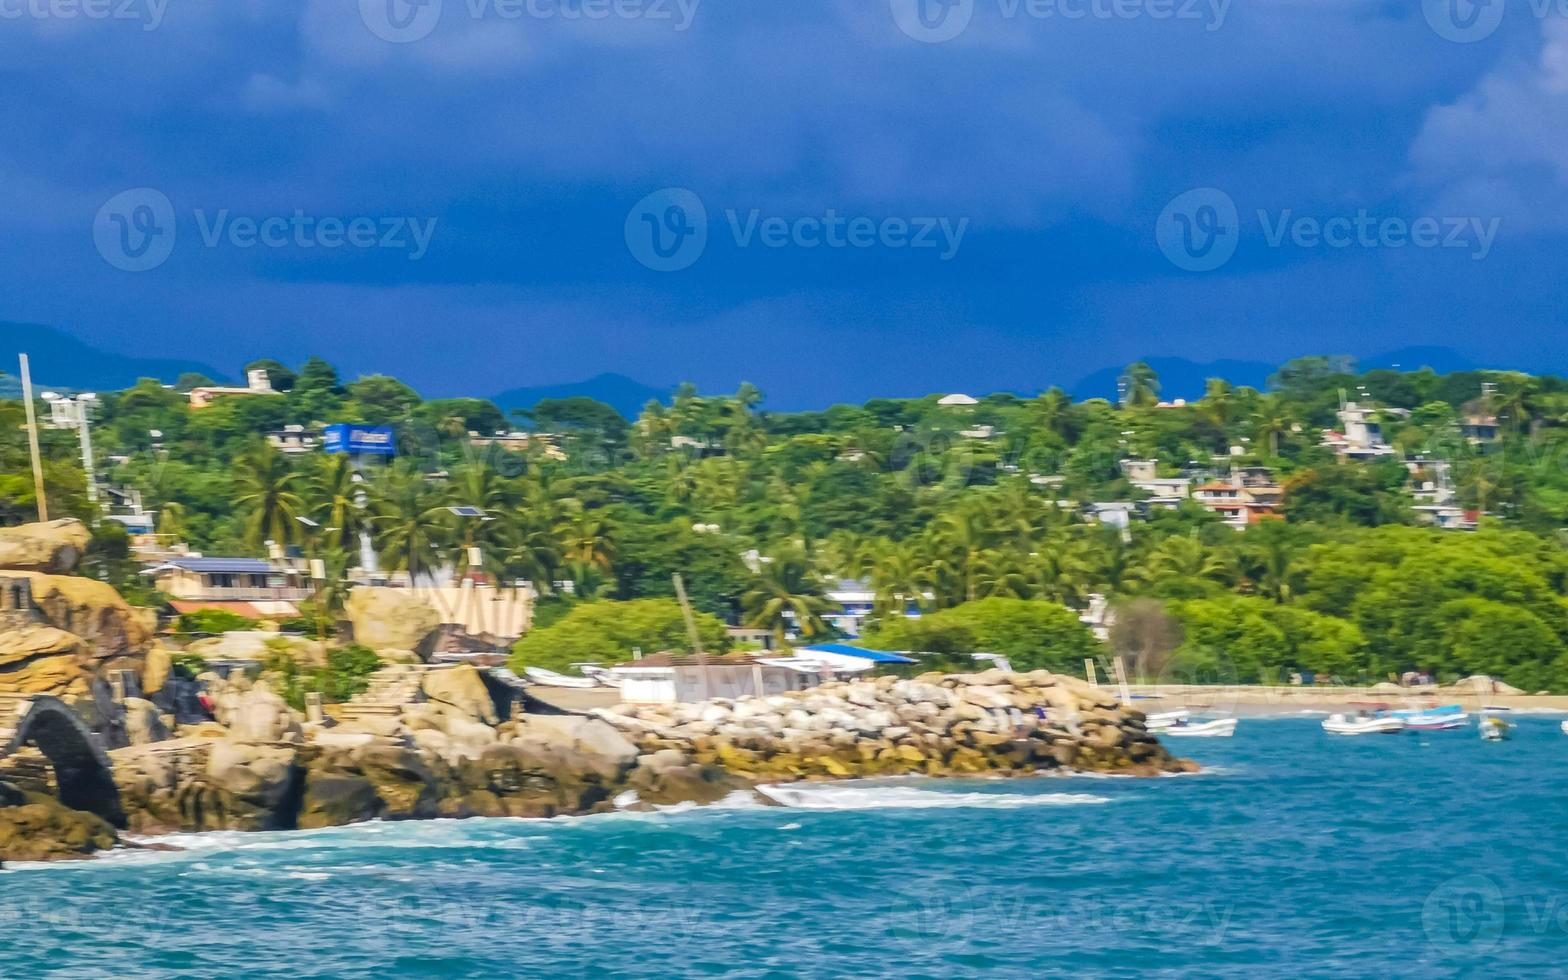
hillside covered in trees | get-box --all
[5,354,1568,691]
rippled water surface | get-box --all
[6,717,1568,978]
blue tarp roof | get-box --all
[168,558,276,574]
[799,643,916,664]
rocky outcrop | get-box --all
[121,697,171,746]
[99,668,1187,842]
[0,519,91,574]
[420,664,497,725]
[185,632,325,667]
[200,674,302,743]
[0,626,91,696]
[10,571,151,661]
[344,588,442,659]
[0,785,118,862]
[591,670,1189,781]
[112,739,302,834]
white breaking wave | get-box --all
[754,783,1109,811]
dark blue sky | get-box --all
[3,0,1566,408]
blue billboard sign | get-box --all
[323,424,397,456]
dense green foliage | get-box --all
[864,598,1099,673]
[263,642,384,710]
[11,354,1568,688]
[175,609,258,637]
[508,598,730,673]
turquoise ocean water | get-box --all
[5,717,1568,978]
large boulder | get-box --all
[0,791,118,862]
[112,740,303,833]
[141,643,173,696]
[11,571,152,659]
[0,626,91,696]
[121,696,171,746]
[226,688,303,743]
[514,715,638,780]
[0,519,91,574]
[421,665,497,725]
[297,742,445,829]
[344,588,442,659]
[185,632,325,667]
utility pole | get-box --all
[18,355,47,522]
[75,395,99,516]
[673,572,711,700]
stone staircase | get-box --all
[330,664,434,727]
[0,692,34,749]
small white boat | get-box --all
[1161,717,1238,738]
[578,665,623,688]
[1323,713,1406,736]
[1479,717,1511,742]
[1404,711,1470,731]
[1560,720,1568,736]
[523,666,600,689]
[1144,709,1190,732]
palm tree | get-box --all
[1251,396,1295,457]
[973,548,1031,599]
[1030,539,1096,607]
[1120,362,1161,409]
[444,460,520,577]
[1201,378,1235,430]
[309,455,369,552]
[933,505,993,603]
[869,542,929,619]
[743,550,838,648]
[558,507,616,573]
[233,442,305,550]
[368,461,449,582]
[1127,535,1233,594]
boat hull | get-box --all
[1323,714,1406,736]
[1162,718,1238,738]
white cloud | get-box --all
[1409,18,1568,232]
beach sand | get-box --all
[1124,685,1568,716]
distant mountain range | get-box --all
[0,322,224,396]
[1067,347,1482,402]
[492,372,670,419]
[0,320,1503,413]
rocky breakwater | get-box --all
[97,666,1190,852]
[592,669,1196,783]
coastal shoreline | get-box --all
[1125,685,1568,715]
